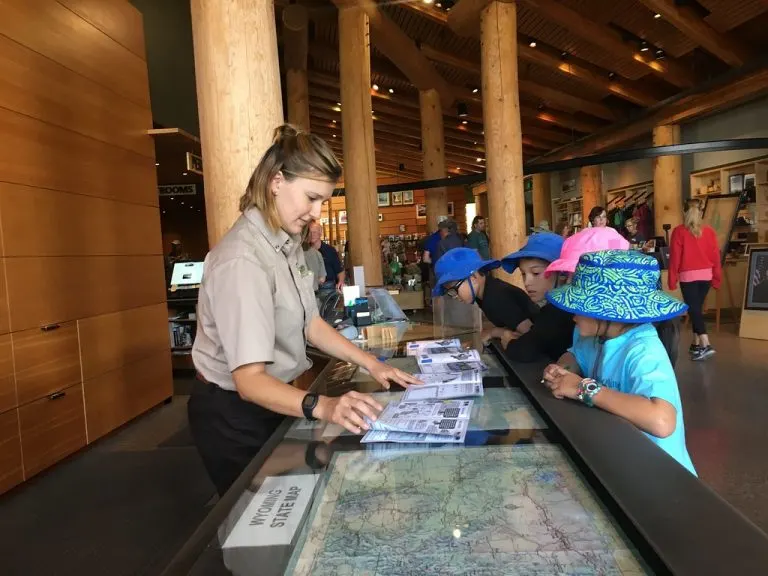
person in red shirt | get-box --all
[668,199,722,361]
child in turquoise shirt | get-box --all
[541,250,697,476]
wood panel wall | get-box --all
[0,0,172,495]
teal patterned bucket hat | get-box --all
[546,250,688,323]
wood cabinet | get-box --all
[0,335,16,414]
[5,255,166,332]
[83,351,172,442]
[18,383,87,478]
[78,304,169,381]
[0,409,23,493]
[13,322,81,406]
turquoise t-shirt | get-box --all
[570,323,697,476]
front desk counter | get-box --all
[163,323,768,576]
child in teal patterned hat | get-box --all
[541,250,696,476]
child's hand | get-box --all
[500,329,520,348]
[542,364,582,400]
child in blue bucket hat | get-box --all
[492,232,576,362]
[542,250,696,476]
[434,248,540,338]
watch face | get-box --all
[586,382,599,393]
[302,394,317,410]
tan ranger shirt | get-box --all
[192,208,319,391]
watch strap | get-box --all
[302,393,319,420]
[577,378,601,407]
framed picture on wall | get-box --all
[403,190,414,205]
[416,204,426,218]
[339,210,347,224]
[391,191,403,205]
[377,192,390,207]
[745,248,768,310]
[448,202,455,217]
[729,174,745,194]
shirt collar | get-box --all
[244,208,298,255]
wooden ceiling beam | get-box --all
[332,0,456,108]
[531,68,768,162]
[310,73,566,147]
[517,79,618,122]
[520,0,696,88]
[310,109,493,161]
[517,43,657,107]
[420,44,621,121]
[636,0,752,67]
[447,0,493,36]
[399,1,658,107]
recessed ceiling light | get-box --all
[472,88,479,94]
[372,84,379,91]
[640,41,649,52]
[529,41,537,48]
[332,120,336,124]
[389,88,394,94]
[170,197,174,200]
[333,134,337,138]
[655,49,665,60]
[155,162,159,166]
[608,72,616,79]
[181,201,185,205]
[473,141,478,145]
[654,12,661,19]
[423,0,433,4]
[336,102,341,106]
[476,157,482,162]
[436,2,442,6]
[182,172,188,176]
[461,120,468,125]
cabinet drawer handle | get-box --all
[41,323,61,332]
[48,391,66,401]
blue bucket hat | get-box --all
[546,250,688,323]
[433,248,500,296]
[500,232,564,274]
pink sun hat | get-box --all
[545,227,630,276]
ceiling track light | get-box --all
[654,12,662,19]
[655,49,665,60]
[372,84,379,91]
[529,41,537,48]
[608,72,616,80]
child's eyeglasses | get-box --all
[444,279,466,299]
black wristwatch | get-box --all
[301,393,319,420]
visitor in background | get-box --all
[588,206,608,228]
[435,219,463,262]
[309,221,345,292]
[623,217,645,247]
[555,220,572,238]
[542,250,696,476]
[669,199,721,361]
[466,216,490,259]
[304,223,326,291]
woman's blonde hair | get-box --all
[239,124,342,230]
[684,198,703,237]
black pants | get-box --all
[679,280,711,336]
[187,380,285,496]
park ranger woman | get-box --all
[188,125,418,494]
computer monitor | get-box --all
[170,261,204,287]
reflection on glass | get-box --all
[286,446,650,575]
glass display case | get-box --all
[163,323,768,576]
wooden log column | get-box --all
[653,125,684,234]
[191,0,283,246]
[420,89,449,232]
[282,5,311,130]
[531,173,552,227]
[338,4,383,285]
[580,166,602,227]
[481,0,526,263]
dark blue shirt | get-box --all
[318,242,342,282]
[424,231,441,262]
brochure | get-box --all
[402,381,483,401]
[405,338,461,356]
